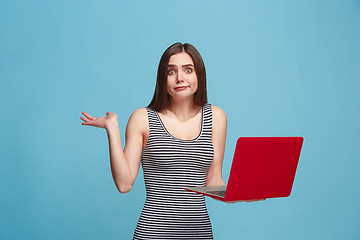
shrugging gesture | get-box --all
[80,111,118,130]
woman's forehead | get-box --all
[168,52,194,66]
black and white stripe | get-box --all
[133,104,214,239]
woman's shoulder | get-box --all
[209,104,227,132]
[127,108,149,129]
[132,107,148,116]
[209,104,226,120]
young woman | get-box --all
[81,43,234,239]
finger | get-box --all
[245,198,266,202]
[83,111,96,120]
[81,120,94,126]
[82,111,96,120]
[80,116,90,122]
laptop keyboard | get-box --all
[206,190,226,197]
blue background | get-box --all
[1,0,359,239]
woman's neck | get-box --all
[165,98,201,122]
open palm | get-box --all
[80,111,118,129]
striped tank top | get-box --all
[133,103,214,239]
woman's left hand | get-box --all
[226,198,266,203]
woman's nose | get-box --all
[176,78,184,84]
[176,71,184,83]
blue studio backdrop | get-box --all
[1,1,359,239]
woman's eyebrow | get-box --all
[167,64,194,68]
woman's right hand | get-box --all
[80,111,118,129]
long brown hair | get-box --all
[148,42,208,112]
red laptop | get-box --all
[184,137,304,202]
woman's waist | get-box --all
[143,196,207,211]
[144,188,205,203]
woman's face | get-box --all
[166,52,198,100]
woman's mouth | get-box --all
[175,86,188,91]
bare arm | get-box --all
[206,105,227,186]
[81,108,148,193]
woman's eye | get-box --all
[185,68,192,73]
[168,70,175,74]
